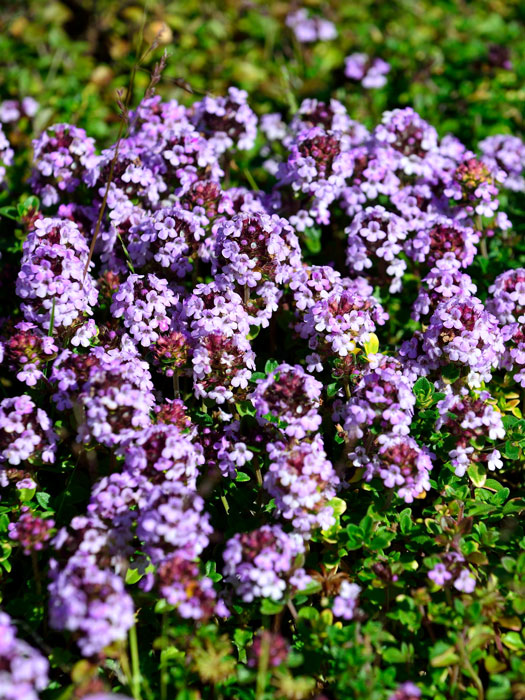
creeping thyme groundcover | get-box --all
[0,8,525,700]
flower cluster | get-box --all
[8,506,54,555]
[344,54,390,89]
[223,525,311,602]
[286,9,337,43]
[0,64,523,699]
[0,611,49,700]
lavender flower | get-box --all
[346,206,408,293]
[48,553,134,656]
[30,124,98,206]
[214,212,302,289]
[190,87,257,154]
[435,389,505,476]
[479,134,525,192]
[353,435,433,503]
[265,434,339,533]
[286,9,337,43]
[332,580,361,620]
[0,611,49,700]
[344,54,390,89]
[486,268,525,324]
[8,507,54,555]
[136,481,213,564]
[111,273,179,347]
[0,395,56,469]
[250,363,323,439]
[223,524,311,602]
[421,296,505,382]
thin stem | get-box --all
[243,284,250,305]
[47,297,56,337]
[457,632,484,700]
[172,372,180,398]
[255,630,270,700]
[220,492,230,515]
[243,167,259,192]
[129,621,142,700]
[160,612,168,700]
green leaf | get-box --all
[399,508,413,534]
[413,377,434,407]
[36,492,51,509]
[260,599,284,615]
[264,359,279,374]
[441,364,461,383]
[368,529,396,551]
[125,568,143,585]
[503,441,520,460]
[430,642,460,667]
[298,606,320,621]
[235,472,251,482]
[501,632,525,651]
[467,463,487,487]
[302,226,322,254]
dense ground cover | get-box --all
[0,2,524,699]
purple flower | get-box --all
[30,124,98,206]
[0,611,49,700]
[354,435,433,503]
[250,363,323,439]
[346,206,408,293]
[111,273,179,347]
[421,296,505,383]
[453,568,477,593]
[8,507,54,555]
[214,212,302,289]
[48,552,134,656]
[345,54,390,89]
[190,87,257,153]
[136,481,213,564]
[286,9,337,43]
[0,395,57,468]
[223,524,311,602]
[428,563,453,586]
[388,682,421,700]
[265,434,339,533]
[332,580,361,620]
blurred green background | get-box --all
[1,0,524,149]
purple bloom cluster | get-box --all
[332,580,361,620]
[428,551,476,593]
[343,355,416,442]
[16,217,97,334]
[352,436,433,503]
[30,124,98,206]
[1,76,520,677]
[8,506,54,555]
[0,395,56,474]
[0,123,14,186]
[251,363,323,438]
[286,9,337,43]
[435,389,505,476]
[421,297,505,383]
[388,682,421,700]
[344,54,390,89]
[0,611,49,700]
[223,524,311,602]
[345,206,407,292]
[266,434,339,533]
[48,552,135,656]
[479,134,525,192]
